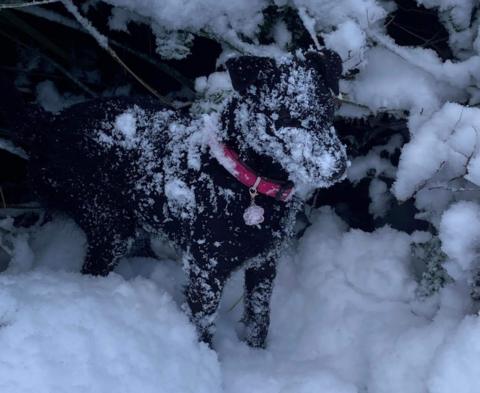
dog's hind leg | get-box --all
[183,253,228,346]
[81,228,133,276]
[76,210,135,276]
[243,256,276,348]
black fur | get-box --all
[4,50,347,348]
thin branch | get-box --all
[297,7,321,50]
[226,295,243,312]
[412,161,446,198]
[19,6,195,94]
[0,188,6,209]
[0,65,70,80]
[391,21,432,44]
[0,28,96,97]
[1,10,70,63]
[62,0,173,107]
[0,0,60,9]
[427,185,480,193]
[114,41,195,95]
[0,240,13,257]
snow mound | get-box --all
[0,271,221,393]
[428,315,480,393]
[439,201,480,281]
[216,208,478,393]
[394,103,480,202]
[2,209,480,393]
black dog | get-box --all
[2,50,347,347]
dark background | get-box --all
[0,0,451,233]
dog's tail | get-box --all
[0,74,25,125]
[0,74,50,156]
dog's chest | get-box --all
[132,147,294,261]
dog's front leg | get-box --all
[183,254,227,347]
[243,256,276,348]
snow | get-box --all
[427,315,480,393]
[0,271,221,393]
[0,219,220,393]
[393,103,480,224]
[323,20,367,72]
[115,112,137,140]
[6,0,480,391]
[63,0,109,49]
[164,178,197,219]
[1,208,480,393]
[368,178,391,218]
[346,47,458,115]
[36,80,84,113]
[439,201,480,281]
[104,0,267,40]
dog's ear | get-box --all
[305,49,343,95]
[226,56,277,94]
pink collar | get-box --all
[216,143,294,202]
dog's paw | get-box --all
[239,317,268,349]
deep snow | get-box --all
[0,208,478,393]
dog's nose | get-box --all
[330,149,350,182]
[330,155,348,182]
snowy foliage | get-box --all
[413,235,450,298]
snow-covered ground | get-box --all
[0,208,478,393]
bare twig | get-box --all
[0,0,60,9]
[411,161,446,198]
[297,7,321,50]
[226,295,243,312]
[112,40,195,95]
[0,241,13,257]
[391,21,432,43]
[0,188,6,209]
[19,6,196,94]
[0,10,70,63]
[0,65,69,80]
[62,0,173,107]
[427,185,480,192]
[0,28,96,97]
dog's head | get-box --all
[225,50,347,191]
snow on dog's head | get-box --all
[225,50,347,191]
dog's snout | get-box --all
[332,157,347,181]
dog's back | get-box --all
[25,97,172,212]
